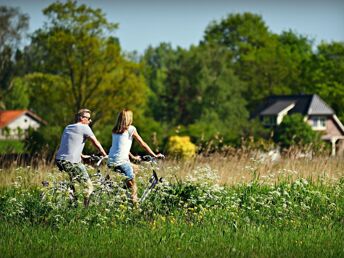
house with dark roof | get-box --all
[254,94,344,156]
[0,110,47,140]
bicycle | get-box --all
[41,177,78,207]
[139,155,164,203]
[41,154,164,207]
[40,156,107,207]
[90,154,164,204]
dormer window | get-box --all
[311,116,326,130]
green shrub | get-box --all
[274,114,322,150]
[0,140,25,154]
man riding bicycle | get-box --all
[55,109,108,207]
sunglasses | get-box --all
[82,116,92,121]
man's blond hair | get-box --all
[75,109,91,122]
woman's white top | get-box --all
[108,125,136,166]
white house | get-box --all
[0,110,46,140]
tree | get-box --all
[24,0,149,125]
[202,13,315,111]
[306,42,344,121]
[277,30,313,93]
[142,43,248,143]
[203,12,270,62]
[3,77,29,109]
[0,6,29,109]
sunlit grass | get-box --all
[1,154,343,188]
[1,154,343,257]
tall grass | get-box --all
[1,154,343,187]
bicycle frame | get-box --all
[139,155,163,203]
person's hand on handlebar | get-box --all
[132,155,142,162]
[155,153,165,159]
[81,154,91,160]
[129,152,142,162]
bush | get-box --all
[167,135,196,159]
[25,126,63,159]
[0,140,25,154]
[274,114,323,151]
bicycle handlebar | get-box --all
[89,154,164,166]
[89,154,108,167]
[141,155,165,163]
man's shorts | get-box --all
[55,159,90,182]
[108,162,134,181]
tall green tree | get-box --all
[24,0,149,125]
[202,13,314,111]
[203,12,270,62]
[277,30,313,93]
[142,43,248,143]
[307,42,344,121]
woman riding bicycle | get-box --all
[107,109,164,204]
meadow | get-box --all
[0,154,344,257]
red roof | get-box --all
[0,110,47,128]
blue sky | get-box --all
[1,0,344,54]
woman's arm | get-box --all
[132,130,163,158]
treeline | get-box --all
[0,1,343,155]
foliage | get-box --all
[274,114,322,150]
[24,0,149,126]
[1,5,343,154]
[202,13,315,111]
[25,126,63,159]
[0,6,29,109]
[0,140,25,154]
[142,43,248,143]
[2,77,30,110]
[0,165,343,230]
[307,42,344,121]
[203,12,270,61]
[167,135,196,159]
[0,159,344,256]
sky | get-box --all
[1,0,344,54]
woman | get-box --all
[107,109,164,204]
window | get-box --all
[311,116,326,129]
[262,116,276,126]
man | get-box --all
[55,109,107,207]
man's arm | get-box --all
[88,135,107,157]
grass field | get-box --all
[1,220,343,257]
[0,155,344,257]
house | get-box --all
[0,110,47,140]
[254,94,344,156]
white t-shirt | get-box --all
[108,125,136,166]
